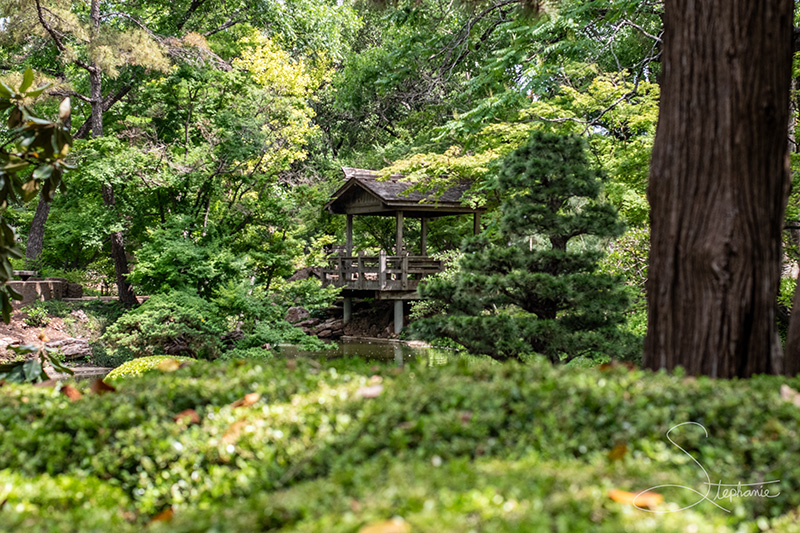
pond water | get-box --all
[277,340,456,366]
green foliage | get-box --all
[0,341,71,383]
[105,355,195,382]
[102,290,226,360]
[20,303,50,328]
[2,358,800,530]
[413,132,634,363]
[0,69,72,322]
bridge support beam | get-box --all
[394,300,404,334]
[343,296,352,324]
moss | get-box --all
[104,355,195,381]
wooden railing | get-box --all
[322,252,444,292]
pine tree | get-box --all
[413,132,634,362]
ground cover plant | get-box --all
[1,358,800,531]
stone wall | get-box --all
[7,278,83,306]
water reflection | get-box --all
[277,341,454,367]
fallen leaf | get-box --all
[350,499,362,512]
[609,489,663,508]
[34,379,57,388]
[150,507,174,523]
[286,360,297,371]
[157,358,181,372]
[358,384,383,398]
[222,419,248,444]
[780,385,800,408]
[459,411,473,424]
[61,385,82,401]
[608,443,628,462]
[231,392,261,408]
[173,409,201,425]
[358,518,410,533]
[90,379,116,395]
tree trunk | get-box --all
[89,0,137,307]
[644,0,793,377]
[24,198,50,270]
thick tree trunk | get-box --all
[644,0,793,377]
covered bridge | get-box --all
[322,167,484,333]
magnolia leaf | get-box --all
[609,489,663,508]
[61,384,82,401]
[222,419,248,444]
[19,68,34,93]
[173,409,201,425]
[27,84,52,99]
[90,378,116,395]
[150,508,174,523]
[157,358,181,372]
[231,392,261,408]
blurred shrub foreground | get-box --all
[1,358,800,532]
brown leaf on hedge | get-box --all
[173,409,201,425]
[90,379,116,395]
[231,392,260,408]
[358,384,383,398]
[150,507,174,523]
[780,385,800,408]
[61,384,82,401]
[358,518,411,533]
[609,489,662,508]
[222,419,248,444]
[157,358,181,372]
[607,443,627,462]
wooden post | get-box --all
[346,214,353,256]
[395,210,404,254]
[379,249,387,290]
[357,251,364,290]
[420,217,428,255]
[401,253,408,290]
[393,300,403,334]
[473,212,481,235]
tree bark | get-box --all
[89,0,137,307]
[644,0,793,378]
[24,199,50,270]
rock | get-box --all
[287,266,323,282]
[285,306,310,324]
[66,283,83,298]
[221,328,244,348]
[70,309,89,322]
[317,329,332,338]
[45,338,91,360]
[294,318,320,328]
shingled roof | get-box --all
[325,167,481,218]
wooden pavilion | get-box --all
[322,167,483,333]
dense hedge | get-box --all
[2,358,800,531]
